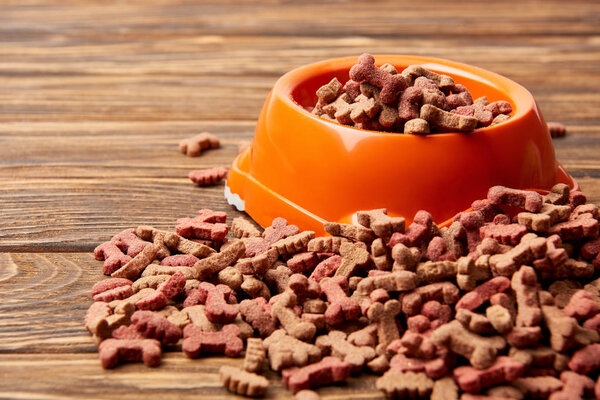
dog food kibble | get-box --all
[84,187,600,398]
[188,167,228,186]
[312,53,512,134]
[179,132,220,157]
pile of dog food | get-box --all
[85,183,600,399]
[311,53,513,134]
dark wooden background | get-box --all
[1,1,599,398]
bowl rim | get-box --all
[275,54,537,138]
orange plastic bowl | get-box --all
[225,55,577,235]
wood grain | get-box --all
[1,0,600,398]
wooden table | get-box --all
[1,1,599,398]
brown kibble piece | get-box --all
[325,222,376,242]
[512,376,563,399]
[263,329,322,371]
[316,330,375,372]
[549,371,594,400]
[244,337,266,373]
[404,118,430,134]
[111,243,158,280]
[94,242,132,275]
[512,266,542,327]
[219,365,269,397]
[430,320,506,369]
[264,263,293,294]
[240,297,277,338]
[431,376,459,400]
[271,291,316,341]
[295,390,321,400]
[360,83,399,127]
[131,310,181,345]
[376,370,434,399]
[91,278,133,302]
[272,231,315,257]
[235,248,279,275]
[189,167,228,186]
[182,323,243,358]
[231,217,261,238]
[334,241,371,278]
[402,64,454,90]
[218,266,243,290]
[350,53,407,103]
[193,240,245,280]
[307,236,348,253]
[141,265,195,279]
[163,231,215,258]
[541,304,599,352]
[241,275,271,299]
[356,208,405,238]
[547,122,567,138]
[420,104,477,132]
[367,299,402,355]
[179,132,220,157]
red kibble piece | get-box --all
[480,223,527,246]
[196,209,227,223]
[446,84,473,109]
[288,252,320,273]
[343,79,361,100]
[288,274,320,304]
[549,371,594,400]
[471,199,503,222]
[245,217,299,257]
[485,100,512,116]
[487,186,543,213]
[195,282,239,324]
[160,254,199,267]
[281,356,351,393]
[424,236,456,262]
[94,242,132,275]
[98,338,162,369]
[309,255,342,282]
[320,276,360,325]
[349,53,407,104]
[136,290,168,311]
[563,290,600,321]
[157,271,186,298]
[188,167,228,186]
[398,86,422,121]
[112,325,144,340]
[547,122,567,138]
[548,212,599,240]
[456,276,511,311]
[388,210,434,248]
[91,278,133,301]
[568,343,600,375]
[111,228,149,258]
[176,217,228,242]
[131,310,181,345]
[239,297,277,338]
[453,356,525,393]
[182,323,243,358]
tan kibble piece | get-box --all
[347,324,378,348]
[491,113,510,125]
[512,266,542,327]
[512,376,562,399]
[486,304,513,334]
[367,299,402,355]
[518,203,571,232]
[430,320,506,369]
[271,291,316,341]
[193,240,245,280]
[324,222,376,242]
[391,243,421,271]
[366,354,390,375]
[544,183,570,205]
[179,132,220,157]
[307,236,349,253]
[431,376,459,400]
[356,271,418,294]
[241,276,271,299]
[218,266,243,291]
[184,279,200,294]
[109,288,155,312]
[489,233,547,277]
[541,304,599,352]
[486,385,524,400]
[303,299,327,314]
[111,244,158,280]
[317,78,343,104]
[356,208,405,238]
[401,65,455,91]
[141,265,195,279]
[264,263,293,294]
[272,231,315,257]
[376,370,434,399]
[416,260,457,283]
[85,302,113,343]
[219,365,269,397]
[315,330,376,372]
[371,238,392,270]
[335,241,371,278]
[235,248,279,275]
[456,256,491,291]
[132,275,170,292]
[183,305,220,332]
[359,83,399,127]
[136,226,170,259]
[162,231,215,258]
[440,221,467,259]
[403,118,430,134]
[155,305,189,329]
[243,337,266,373]
[420,104,478,132]
[380,63,398,75]
[231,217,261,238]
[263,329,322,371]
[456,308,494,334]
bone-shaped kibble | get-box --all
[355,271,418,296]
[518,203,571,232]
[431,320,506,369]
[98,337,162,369]
[370,238,392,270]
[568,343,600,375]
[456,256,491,291]
[420,104,477,132]
[479,223,528,246]
[282,356,351,393]
[512,376,563,399]
[263,263,293,293]
[541,304,599,352]
[244,217,300,257]
[334,241,371,278]
[316,330,375,372]
[564,290,600,321]
[130,310,181,345]
[91,278,133,302]
[401,64,454,91]
[456,276,511,311]
[182,323,243,358]
[243,337,266,373]
[235,247,278,275]
[286,252,319,274]
[356,208,405,238]
[549,211,599,240]
[511,266,542,327]
[324,222,376,242]
[455,309,494,334]
[176,216,228,241]
[489,233,547,277]
[85,302,121,343]
[367,299,402,355]
[196,282,239,324]
[219,365,269,397]
[271,291,316,341]
[401,281,460,316]
[485,304,513,334]
[416,260,457,284]
[111,228,150,258]
[179,132,220,157]
[161,231,215,258]
[321,276,360,326]
[159,254,199,267]
[272,231,315,257]
[349,54,407,103]
[94,242,132,275]
[549,371,594,400]
[111,243,158,280]
[231,217,261,239]
[390,243,421,271]
[188,167,228,186]
[309,255,342,282]
[239,297,277,338]
[487,186,543,213]
[288,274,320,304]
[241,275,271,299]
[398,86,422,121]
[544,183,570,205]
[313,77,343,116]
[193,240,245,280]
[155,305,189,329]
[453,356,524,393]
[263,329,322,371]
[307,236,348,253]
[376,370,434,399]
[446,84,473,109]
